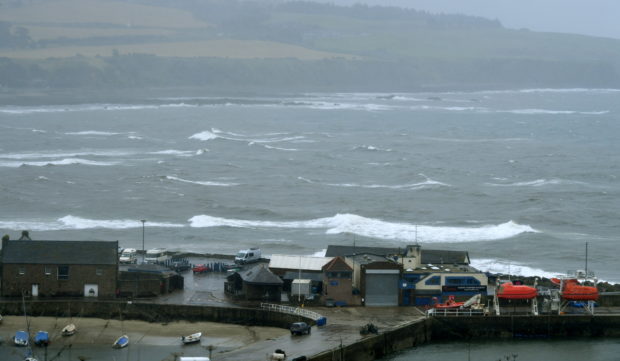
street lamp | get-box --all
[140,219,146,264]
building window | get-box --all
[425,276,441,285]
[44,267,52,275]
[58,265,69,280]
[446,276,480,285]
[96,268,103,276]
[18,267,25,275]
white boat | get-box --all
[181,332,202,344]
[113,335,129,348]
[61,323,76,336]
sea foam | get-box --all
[188,214,537,243]
[0,158,118,167]
[0,215,185,231]
[165,176,239,187]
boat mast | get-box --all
[585,241,588,281]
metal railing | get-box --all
[426,308,486,317]
[260,303,324,321]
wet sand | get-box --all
[0,316,288,361]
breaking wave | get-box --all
[188,214,537,243]
[165,176,239,187]
[65,131,122,136]
[485,178,585,187]
[499,109,609,115]
[189,128,305,144]
[353,145,392,152]
[0,215,184,231]
[326,179,449,190]
[470,258,560,279]
[0,158,118,167]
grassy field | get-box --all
[0,39,358,60]
[0,0,210,29]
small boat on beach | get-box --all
[13,330,29,347]
[61,323,76,336]
[181,332,202,344]
[496,281,537,300]
[113,335,129,348]
[34,331,49,347]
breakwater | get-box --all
[0,299,310,329]
[307,315,620,361]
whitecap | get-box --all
[354,145,392,152]
[165,175,238,187]
[485,178,585,187]
[188,213,537,243]
[326,179,449,190]
[0,150,133,160]
[258,144,298,152]
[65,131,121,136]
[149,150,195,156]
[470,258,561,279]
[499,108,608,115]
[0,215,184,231]
[189,131,219,141]
[0,158,118,167]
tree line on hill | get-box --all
[1,53,617,90]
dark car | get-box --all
[290,322,311,335]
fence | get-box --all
[261,303,324,321]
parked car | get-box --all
[192,264,210,274]
[290,322,311,335]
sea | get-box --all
[1,87,619,360]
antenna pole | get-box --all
[585,241,588,279]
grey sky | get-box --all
[322,0,620,40]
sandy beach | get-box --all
[0,315,287,348]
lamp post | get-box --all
[140,219,146,264]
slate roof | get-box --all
[421,249,470,265]
[322,256,353,271]
[325,245,400,258]
[238,264,283,285]
[1,240,118,265]
[325,245,470,265]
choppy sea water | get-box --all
[1,88,619,283]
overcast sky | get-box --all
[324,0,620,40]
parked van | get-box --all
[145,248,169,264]
[234,248,261,264]
[119,248,137,264]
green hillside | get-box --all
[1,0,619,90]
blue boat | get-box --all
[113,335,129,348]
[34,331,49,347]
[13,330,29,347]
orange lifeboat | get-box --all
[551,278,598,301]
[496,281,537,300]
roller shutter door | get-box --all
[365,270,399,306]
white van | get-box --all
[234,248,261,264]
[145,248,169,264]
[119,248,137,264]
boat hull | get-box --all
[113,335,129,348]
[497,283,537,300]
[182,332,202,344]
